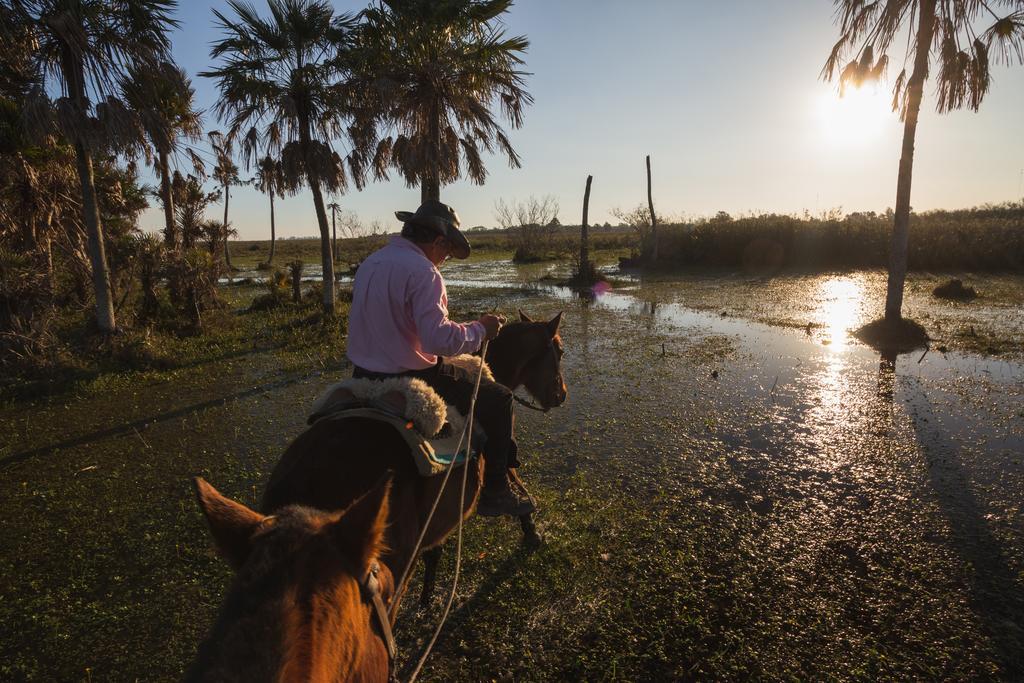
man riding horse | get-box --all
[347,200,535,518]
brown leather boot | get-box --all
[477,479,535,517]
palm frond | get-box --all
[824,0,1021,116]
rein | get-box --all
[512,392,548,412]
[360,561,398,672]
[382,328,557,680]
[389,340,489,683]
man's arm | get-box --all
[411,269,488,357]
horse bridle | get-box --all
[512,392,548,412]
[511,338,561,413]
[360,561,398,678]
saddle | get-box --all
[308,357,490,477]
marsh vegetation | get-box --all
[2,258,1023,680]
[3,0,1024,680]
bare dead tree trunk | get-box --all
[886,0,936,322]
[580,175,593,275]
[289,261,304,303]
[646,155,658,263]
[268,192,276,265]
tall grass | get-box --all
[648,203,1024,271]
[232,203,1023,272]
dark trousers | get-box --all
[352,360,518,485]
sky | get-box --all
[141,0,1024,240]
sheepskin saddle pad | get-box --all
[307,355,491,477]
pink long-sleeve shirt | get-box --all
[346,236,486,373]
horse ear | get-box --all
[331,474,391,574]
[193,477,267,571]
[547,311,563,336]
[518,309,533,323]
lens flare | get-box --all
[816,85,893,147]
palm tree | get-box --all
[120,61,204,253]
[357,0,532,202]
[203,0,369,316]
[0,22,74,300]
[208,130,241,271]
[823,0,1024,329]
[327,200,341,262]
[254,156,285,266]
[9,0,179,333]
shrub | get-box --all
[249,270,290,311]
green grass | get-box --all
[0,286,353,680]
[1,278,1020,681]
[0,284,348,407]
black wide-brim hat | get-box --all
[395,200,471,259]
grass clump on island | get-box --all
[853,317,930,353]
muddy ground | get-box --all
[1,264,1022,680]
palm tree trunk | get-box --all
[222,183,234,271]
[159,151,182,305]
[422,175,440,203]
[886,0,936,322]
[331,207,337,263]
[299,119,336,315]
[73,139,116,333]
[422,100,441,202]
[310,182,336,314]
[268,193,276,265]
[159,151,176,250]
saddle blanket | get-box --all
[308,356,490,476]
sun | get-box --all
[816,84,895,147]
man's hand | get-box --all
[478,313,506,340]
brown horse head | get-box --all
[187,476,394,683]
[485,310,567,410]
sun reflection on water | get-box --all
[817,277,863,351]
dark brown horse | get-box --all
[187,476,395,683]
[261,311,567,615]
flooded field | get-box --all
[1,260,1022,680]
